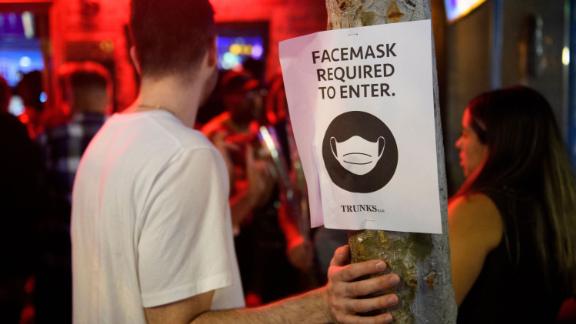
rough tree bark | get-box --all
[324,0,457,323]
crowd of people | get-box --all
[0,0,575,323]
[0,1,399,322]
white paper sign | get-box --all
[279,20,442,234]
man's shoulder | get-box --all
[159,120,214,152]
[97,112,217,164]
[153,115,216,152]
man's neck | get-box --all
[130,75,204,128]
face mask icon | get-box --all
[330,135,386,175]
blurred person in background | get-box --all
[38,62,110,204]
[202,71,271,231]
[34,62,111,324]
[16,70,46,139]
[264,74,320,281]
[263,74,347,284]
[449,86,576,323]
[0,75,45,323]
[202,70,315,306]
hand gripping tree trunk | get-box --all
[324,0,457,323]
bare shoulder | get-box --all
[448,193,503,250]
[449,193,501,223]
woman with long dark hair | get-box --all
[450,86,576,322]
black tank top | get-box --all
[457,189,565,323]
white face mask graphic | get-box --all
[330,135,386,175]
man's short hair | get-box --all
[60,62,109,89]
[58,62,111,113]
[59,61,110,96]
[130,0,215,78]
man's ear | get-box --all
[129,46,142,75]
[207,36,217,67]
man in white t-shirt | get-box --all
[71,0,400,323]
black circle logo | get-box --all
[322,111,398,193]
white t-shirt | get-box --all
[71,110,244,324]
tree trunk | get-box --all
[324,0,457,323]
